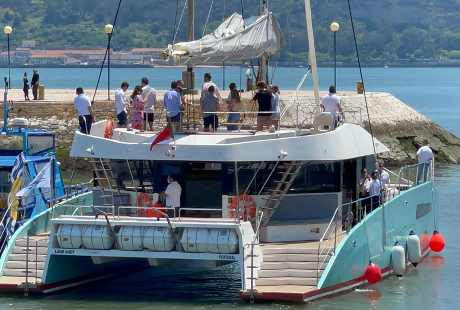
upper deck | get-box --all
[70,122,388,162]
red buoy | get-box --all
[364,263,382,284]
[429,231,445,253]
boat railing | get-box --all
[0,206,12,254]
[397,159,434,190]
[249,210,264,301]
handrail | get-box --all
[249,210,264,299]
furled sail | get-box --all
[163,12,282,64]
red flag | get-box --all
[150,126,173,151]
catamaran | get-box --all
[0,0,441,303]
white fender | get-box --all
[391,244,406,276]
[407,234,422,266]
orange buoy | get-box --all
[429,231,445,253]
[364,263,382,284]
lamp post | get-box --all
[330,21,340,88]
[104,24,113,100]
[3,26,13,89]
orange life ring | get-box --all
[229,194,257,220]
[104,118,114,139]
[136,193,165,218]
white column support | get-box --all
[304,0,321,107]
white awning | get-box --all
[163,12,282,64]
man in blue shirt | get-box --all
[163,81,182,132]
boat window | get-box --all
[0,135,23,155]
[0,168,11,193]
[290,163,341,193]
[27,135,54,155]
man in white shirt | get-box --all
[417,144,434,183]
[320,86,343,128]
[73,87,93,134]
[201,73,221,102]
[141,77,156,131]
[377,161,390,189]
[368,170,382,212]
[164,175,181,217]
[115,81,129,127]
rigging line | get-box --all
[171,0,180,43]
[346,0,377,156]
[202,0,215,37]
[240,0,245,21]
[92,0,123,103]
[172,0,187,45]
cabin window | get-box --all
[290,163,341,194]
[0,135,23,155]
[27,135,54,155]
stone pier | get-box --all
[1,88,460,168]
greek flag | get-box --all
[16,161,52,198]
[10,152,25,182]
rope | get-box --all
[171,0,180,42]
[347,0,377,156]
[172,0,188,45]
[202,0,215,37]
[240,0,245,21]
[92,0,123,103]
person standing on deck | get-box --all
[270,85,281,129]
[201,73,221,100]
[377,161,390,190]
[163,81,182,132]
[226,82,241,131]
[201,85,220,132]
[368,171,382,213]
[416,144,434,183]
[320,86,343,128]
[22,73,30,101]
[73,87,94,134]
[31,70,39,100]
[130,86,145,130]
[164,175,181,217]
[359,168,371,216]
[115,81,129,127]
[252,81,272,131]
[141,77,156,131]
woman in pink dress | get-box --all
[130,86,144,130]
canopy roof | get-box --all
[163,12,282,64]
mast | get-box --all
[257,0,269,83]
[303,0,320,106]
[185,0,195,90]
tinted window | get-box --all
[290,163,341,193]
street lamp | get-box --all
[104,24,113,100]
[330,21,340,88]
[3,25,13,89]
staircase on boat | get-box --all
[0,234,48,289]
[253,242,331,293]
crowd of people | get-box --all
[73,73,283,135]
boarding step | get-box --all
[8,254,47,262]
[258,269,318,278]
[6,261,45,270]
[12,246,48,255]
[2,268,43,278]
[261,247,330,255]
[261,261,323,270]
[256,276,317,286]
[263,253,330,262]
[0,276,42,286]
[15,239,49,248]
[254,285,316,294]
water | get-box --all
[0,66,459,309]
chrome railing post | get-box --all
[25,233,29,296]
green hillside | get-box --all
[1,0,460,64]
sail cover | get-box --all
[164,12,282,64]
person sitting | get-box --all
[201,85,220,132]
[163,81,182,133]
[130,85,144,130]
[320,85,343,128]
[115,81,129,127]
[252,81,272,131]
[368,170,382,213]
[270,85,281,129]
[226,82,241,131]
[164,175,181,217]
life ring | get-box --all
[229,194,257,220]
[136,193,165,218]
[104,118,114,139]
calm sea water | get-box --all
[0,66,459,309]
